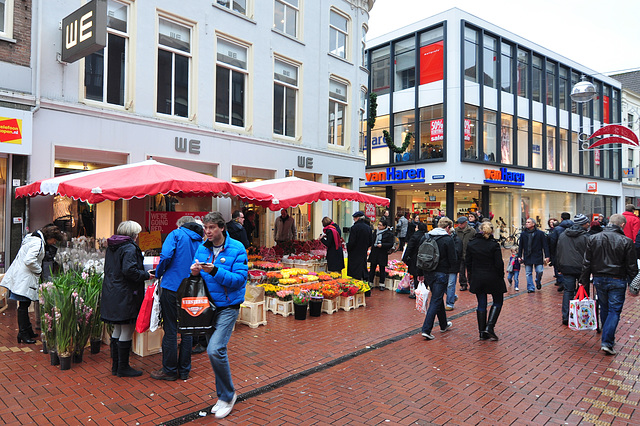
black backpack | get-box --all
[416,234,440,272]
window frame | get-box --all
[0,0,14,40]
[328,77,349,147]
[274,0,299,39]
[215,36,249,129]
[329,8,349,60]
[273,57,300,139]
[215,0,247,16]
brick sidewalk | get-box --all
[1,256,639,425]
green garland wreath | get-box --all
[383,130,413,154]
[367,92,377,129]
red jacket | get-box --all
[622,211,640,241]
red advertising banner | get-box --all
[603,95,610,124]
[0,118,22,144]
[430,119,444,142]
[365,203,376,222]
[464,119,472,141]
[419,41,444,85]
[146,211,209,234]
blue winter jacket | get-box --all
[192,234,248,307]
[156,224,204,292]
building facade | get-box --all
[4,0,375,259]
[363,8,623,233]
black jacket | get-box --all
[424,229,457,274]
[548,219,573,260]
[226,219,250,248]
[346,219,372,280]
[466,233,506,295]
[580,225,638,284]
[556,225,590,276]
[518,227,549,265]
[367,227,395,264]
[320,223,345,273]
[101,236,150,324]
[403,230,426,277]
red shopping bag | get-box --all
[135,281,157,333]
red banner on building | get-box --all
[419,41,444,85]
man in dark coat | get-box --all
[556,214,590,326]
[368,219,395,291]
[226,210,250,248]
[455,216,475,291]
[347,211,372,282]
[518,218,550,293]
[548,212,573,292]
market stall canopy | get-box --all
[239,176,390,211]
[15,160,273,204]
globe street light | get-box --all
[571,75,596,103]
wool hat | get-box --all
[573,214,589,226]
[352,211,365,218]
[457,216,468,224]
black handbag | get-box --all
[176,275,217,335]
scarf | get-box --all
[525,227,535,256]
[323,223,341,250]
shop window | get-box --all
[359,87,366,153]
[629,113,635,130]
[546,61,556,107]
[329,9,349,59]
[516,48,528,98]
[483,34,497,89]
[464,27,479,83]
[393,110,415,163]
[571,131,580,174]
[484,110,497,162]
[216,0,247,15]
[419,26,444,86]
[613,89,620,123]
[612,148,620,180]
[532,121,542,169]
[546,125,556,171]
[273,58,298,138]
[584,146,593,176]
[328,79,348,146]
[274,0,299,38]
[156,17,192,118]
[531,55,542,103]
[463,104,479,160]
[559,129,568,172]
[394,37,415,91]
[501,42,513,93]
[603,148,611,179]
[570,71,579,114]
[215,38,248,128]
[0,0,13,39]
[369,115,390,166]
[500,113,513,164]
[558,67,568,111]
[371,46,390,95]
[517,118,529,167]
[84,0,129,106]
[419,104,444,160]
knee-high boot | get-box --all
[110,338,119,376]
[17,303,36,344]
[476,310,488,340]
[117,340,142,377]
[485,305,502,341]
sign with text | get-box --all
[365,203,376,222]
[0,117,21,144]
[587,182,597,193]
[138,231,162,251]
[623,168,636,178]
[483,167,525,186]
[61,0,107,63]
[146,211,208,234]
[365,167,426,185]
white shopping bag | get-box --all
[568,284,597,331]
[149,280,162,332]
[415,282,430,315]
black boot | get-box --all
[485,305,502,341]
[476,310,488,340]
[17,303,36,344]
[110,338,119,376]
[117,340,142,377]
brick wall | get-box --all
[0,0,32,67]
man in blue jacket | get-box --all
[151,216,204,381]
[518,218,550,293]
[190,211,248,419]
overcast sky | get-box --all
[367,0,640,76]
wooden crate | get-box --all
[265,296,277,313]
[321,298,339,314]
[337,295,356,311]
[271,299,294,317]
[237,301,267,328]
[132,328,164,357]
[355,293,366,308]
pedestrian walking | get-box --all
[589,220,603,235]
[396,213,409,252]
[346,211,372,283]
[580,214,638,355]
[518,218,550,293]
[622,204,640,241]
[226,210,250,248]
[445,230,462,311]
[402,221,428,298]
[368,219,395,291]
[506,247,521,291]
[455,216,475,291]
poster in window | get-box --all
[521,197,530,225]
[603,95,610,124]
[501,127,511,164]
[464,119,471,142]
[419,41,444,85]
[430,119,443,142]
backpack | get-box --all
[416,234,440,272]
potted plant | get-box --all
[292,290,310,320]
[53,275,76,370]
[308,289,323,317]
[39,281,58,365]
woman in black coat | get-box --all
[320,216,345,273]
[368,219,395,290]
[101,220,152,378]
[402,221,428,298]
[466,221,506,341]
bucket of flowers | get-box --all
[292,290,310,320]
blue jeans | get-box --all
[594,277,627,349]
[446,273,457,307]
[507,270,520,287]
[525,264,544,291]
[207,307,240,403]
[475,292,504,312]
[421,272,448,334]
[160,289,192,376]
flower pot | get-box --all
[42,337,49,355]
[293,303,307,320]
[309,297,323,317]
[50,351,60,366]
[59,355,72,371]
[90,339,102,354]
[73,348,84,363]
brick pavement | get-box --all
[1,252,640,425]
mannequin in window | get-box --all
[53,195,73,237]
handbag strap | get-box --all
[576,284,588,301]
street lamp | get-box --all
[571,75,596,103]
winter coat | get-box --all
[226,219,250,248]
[556,225,590,277]
[346,219,372,280]
[425,227,457,275]
[623,211,640,241]
[518,227,549,265]
[405,220,419,242]
[156,223,204,292]
[466,233,507,295]
[193,234,248,308]
[455,224,475,260]
[449,232,463,273]
[396,216,409,238]
[548,219,573,260]
[320,223,345,273]
[580,225,638,284]
[403,230,426,277]
[274,215,296,242]
[1,231,46,301]
[101,235,150,324]
[367,227,395,267]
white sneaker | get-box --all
[214,393,237,419]
[210,400,222,414]
[440,321,453,332]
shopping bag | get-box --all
[568,284,597,331]
[398,273,411,290]
[135,281,157,333]
[177,275,217,336]
[149,282,162,332]
[630,271,640,296]
[415,282,430,315]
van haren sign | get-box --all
[61,0,107,63]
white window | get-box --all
[329,9,348,59]
[328,79,348,146]
[359,87,366,152]
[157,17,192,118]
[274,0,298,38]
[216,39,248,127]
[0,0,14,39]
[361,26,367,67]
[274,59,298,138]
[84,0,129,106]
[215,0,247,15]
